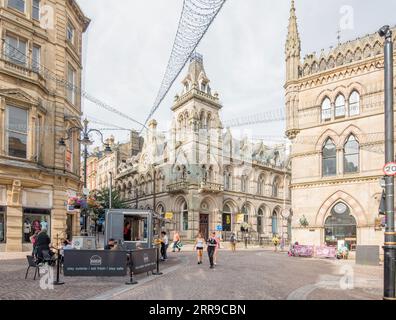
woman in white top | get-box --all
[194,233,206,264]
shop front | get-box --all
[22,208,51,244]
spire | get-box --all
[286,0,300,56]
[285,0,301,82]
[182,52,210,90]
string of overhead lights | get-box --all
[1,40,147,130]
[140,0,227,133]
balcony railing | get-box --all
[166,181,189,194]
[198,181,224,193]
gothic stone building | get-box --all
[116,53,291,241]
[0,0,89,251]
[285,1,394,251]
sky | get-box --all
[77,0,396,146]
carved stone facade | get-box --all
[0,0,89,251]
[285,1,392,252]
[116,53,291,241]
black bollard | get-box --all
[53,248,64,285]
[125,250,138,285]
[152,246,163,276]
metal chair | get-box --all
[25,255,41,280]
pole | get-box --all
[380,25,396,300]
[152,246,163,275]
[83,143,88,236]
[109,171,113,209]
[153,166,156,212]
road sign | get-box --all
[216,225,222,231]
[383,162,396,176]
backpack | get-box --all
[207,237,217,246]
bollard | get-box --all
[125,250,138,285]
[152,246,163,276]
[53,248,64,285]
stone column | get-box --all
[6,181,23,252]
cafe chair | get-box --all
[25,255,41,280]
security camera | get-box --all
[378,25,390,37]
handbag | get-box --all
[176,241,183,249]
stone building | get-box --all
[116,53,291,241]
[84,133,142,192]
[284,1,394,250]
[0,0,89,251]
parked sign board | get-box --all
[130,248,157,274]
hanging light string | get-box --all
[140,0,227,133]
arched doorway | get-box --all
[222,204,232,232]
[324,202,357,248]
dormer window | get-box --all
[184,82,190,93]
[201,82,207,93]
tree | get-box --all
[91,188,128,219]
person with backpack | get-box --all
[207,232,218,269]
[230,233,237,252]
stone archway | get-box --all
[315,191,367,226]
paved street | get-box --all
[0,249,382,300]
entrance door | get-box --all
[199,214,209,240]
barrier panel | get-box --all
[63,250,127,277]
[293,245,314,257]
[130,248,157,274]
[314,246,336,259]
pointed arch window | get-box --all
[321,97,331,121]
[335,94,346,117]
[182,201,188,231]
[241,175,248,193]
[322,138,337,176]
[272,177,280,198]
[349,91,360,116]
[344,135,359,173]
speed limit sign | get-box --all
[383,162,396,176]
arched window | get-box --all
[349,91,360,116]
[182,201,188,231]
[271,210,278,235]
[242,204,249,223]
[344,135,359,173]
[257,175,265,195]
[224,170,231,191]
[325,202,356,247]
[322,139,337,176]
[257,208,264,234]
[321,97,331,121]
[241,175,248,193]
[222,204,232,232]
[272,177,280,197]
[335,94,346,117]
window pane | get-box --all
[32,0,40,20]
[5,35,26,65]
[67,23,74,42]
[349,92,360,116]
[323,140,336,157]
[8,131,27,158]
[321,98,331,121]
[344,154,359,173]
[335,95,346,117]
[7,106,27,133]
[8,0,25,12]
[183,211,188,230]
[323,158,336,176]
[32,45,40,72]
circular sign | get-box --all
[383,162,396,176]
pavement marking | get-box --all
[89,257,189,300]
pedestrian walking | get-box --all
[194,233,205,264]
[160,231,169,260]
[207,232,218,269]
[230,233,237,252]
[214,232,221,265]
[172,231,181,252]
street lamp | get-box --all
[378,25,396,300]
[59,118,112,235]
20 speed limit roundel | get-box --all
[383,162,396,176]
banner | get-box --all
[314,246,336,259]
[236,214,244,224]
[165,212,173,220]
[293,245,314,257]
[131,248,157,274]
[64,250,127,277]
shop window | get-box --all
[22,208,51,243]
[222,204,232,232]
